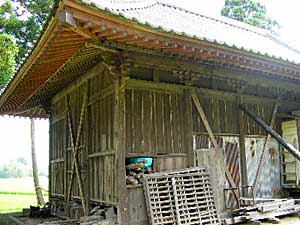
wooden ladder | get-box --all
[281,149,299,188]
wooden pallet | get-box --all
[224,199,300,225]
[143,167,221,225]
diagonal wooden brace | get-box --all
[240,104,300,161]
[66,91,88,216]
[191,93,240,206]
[252,102,278,196]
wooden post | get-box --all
[49,115,53,203]
[240,104,300,161]
[184,89,194,167]
[237,96,248,198]
[114,65,128,225]
[31,118,45,206]
[63,104,68,202]
[84,82,90,215]
[296,119,300,185]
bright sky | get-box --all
[0,0,299,171]
[0,116,49,173]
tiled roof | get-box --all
[82,0,300,64]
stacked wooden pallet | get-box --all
[143,167,221,225]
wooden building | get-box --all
[1,0,300,224]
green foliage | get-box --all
[0,34,18,86]
[0,0,53,85]
[221,0,279,31]
[0,158,31,178]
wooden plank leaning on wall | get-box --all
[192,92,240,207]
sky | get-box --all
[0,116,49,173]
[0,0,300,172]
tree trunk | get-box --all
[31,118,45,206]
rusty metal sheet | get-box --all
[245,137,281,198]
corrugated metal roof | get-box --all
[82,0,300,64]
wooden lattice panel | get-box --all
[143,174,176,225]
[143,167,221,225]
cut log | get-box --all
[239,104,300,161]
[257,199,295,213]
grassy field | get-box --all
[0,177,48,214]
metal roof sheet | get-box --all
[82,0,300,63]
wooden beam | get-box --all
[240,104,300,161]
[253,102,278,196]
[52,36,85,43]
[191,93,218,148]
[106,31,128,40]
[114,74,128,225]
[96,28,117,37]
[237,96,248,199]
[51,40,85,47]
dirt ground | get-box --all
[243,215,300,225]
[0,213,299,225]
[0,213,73,225]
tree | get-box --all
[221,0,279,31]
[0,0,52,204]
[31,118,45,205]
[0,0,53,84]
[0,34,18,87]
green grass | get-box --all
[0,177,48,214]
[0,194,37,213]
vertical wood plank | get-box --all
[164,94,172,153]
[115,75,128,225]
[125,90,132,153]
[171,94,179,153]
[211,98,220,133]
[152,92,158,154]
[156,93,164,154]
[184,90,194,166]
[143,91,152,153]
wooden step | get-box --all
[282,172,297,176]
[282,160,296,164]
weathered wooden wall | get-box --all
[192,91,276,136]
[88,65,116,204]
[49,54,288,223]
[50,63,117,206]
[125,88,186,154]
[50,95,66,198]
[125,80,190,170]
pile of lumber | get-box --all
[126,161,152,186]
[224,199,300,224]
[79,207,116,225]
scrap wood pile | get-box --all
[224,199,300,225]
[79,206,116,225]
[126,157,153,186]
